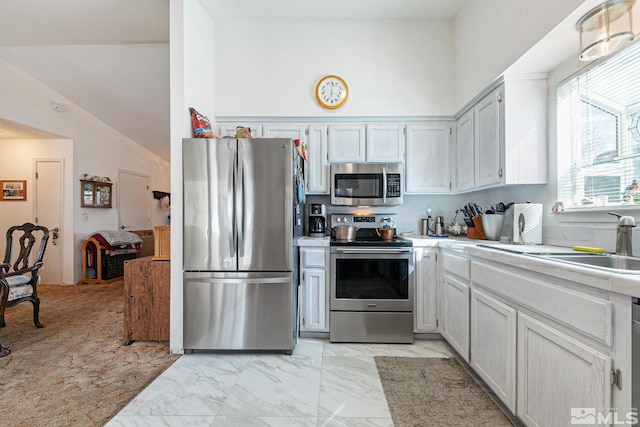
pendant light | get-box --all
[576,0,636,61]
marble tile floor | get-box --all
[106,338,453,427]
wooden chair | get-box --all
[0,268,10,356]
[0,223,50,328]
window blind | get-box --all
[557,40,640,209]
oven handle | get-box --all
[333,247,412,254]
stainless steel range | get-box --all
[329,213,414,343]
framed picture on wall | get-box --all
[0,180,27,201]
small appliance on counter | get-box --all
[308,203,327,237]
[501,203,543,244]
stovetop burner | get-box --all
[330,237,412,247]
[329,213,412,247]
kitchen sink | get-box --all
[536,253,640,274]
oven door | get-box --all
[330,247,414,312]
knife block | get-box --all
[467,217,486,240]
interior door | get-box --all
[117,170,149,231]
[35,159,63,284]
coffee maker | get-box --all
[308,203,327,237]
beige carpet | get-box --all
[375,356,514,427]
[0,281,180,427]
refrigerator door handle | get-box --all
[230,147,237,256]
[238,143,246,258]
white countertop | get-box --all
[297,234,640,297]
[467,243,640,298]
[401,235,640,297]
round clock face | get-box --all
[316,75,348,109]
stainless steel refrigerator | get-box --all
[182,137,302,353]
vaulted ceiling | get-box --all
[0,0,472,161]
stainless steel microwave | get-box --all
[330,163,404,206]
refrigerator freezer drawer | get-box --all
[183,272,296,352]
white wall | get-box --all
[169,0,216,353]
[453,0,585,109]
[213,19,455,117]
[0,57,171,283]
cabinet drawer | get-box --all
[443,251,470,281]
[472,261,613,346]
[300,248,326,268]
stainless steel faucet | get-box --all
[609,212,636,256]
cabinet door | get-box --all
[300,268,328,332]
[306,125,329,194]
[262,123,306,140]
[366,124,405,163]
[405,122,452,194]
[474,89,501,188]
[456,110,474,192]
[218,122,262,138]
[470,288,517,413]
[443,274,470,361]
[327,124,366,162]
[414,248,438,333]
[517,313,612,427]
[299,247,328,332]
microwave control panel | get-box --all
[387,174,401,197]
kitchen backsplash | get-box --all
[307,185,638,253]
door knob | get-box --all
[51,227,60,245]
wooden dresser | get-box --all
[123,256,170,345]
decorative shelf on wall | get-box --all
[81,180,112,208]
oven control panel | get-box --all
[331,214,397,229]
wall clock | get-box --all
[315,75,348,110]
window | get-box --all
[557,40,640,209]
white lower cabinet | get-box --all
[470,288,517,413]
[299,247,329,333]
[468,257,624,427]
[441,250,471,361]
[442,274,470,361]
[414,247,437,333]
[516,313,612,427]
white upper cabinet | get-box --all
[262,123,306,140]
[365,124,405,163]
[218,122,262,138]
[327,124,405,163]
[256,123,329,195]
[405,122,452,194]
[306,125,330,194]
[454,76,547,192]
[501,77,547,185]
[474,89,501,188]
[456,110,475,192]
[328,124,367,162]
